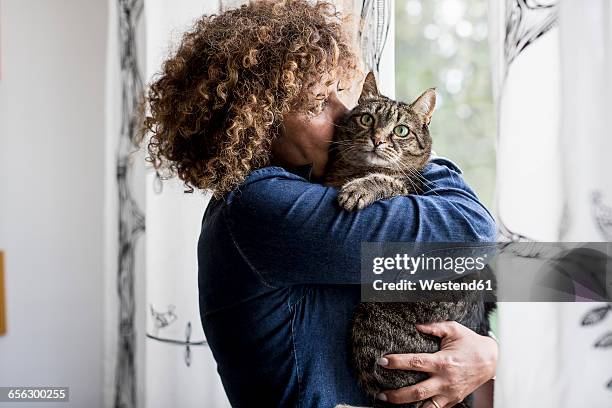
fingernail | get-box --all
[376,393,388,402]
[376,357,389,366]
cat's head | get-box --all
[334,72,436,171]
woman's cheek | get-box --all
[311,112,336,144]
[309,116,335,177]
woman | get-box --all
[144,1,497,407]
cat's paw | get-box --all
[337,181,377,211]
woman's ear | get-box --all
[358,71,380,104]
[410,88,437,126]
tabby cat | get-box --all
[324,72,434,206]
[325,73,493,408]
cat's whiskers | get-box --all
[401,163,430,195]
[317,117,352,132]
[393,162,469,218]
[392,162,420,194]
[336,145,362,162]
[392,159,426,183]
[380,149,402,164]
[329,140,357,147]
[328,141,361,156]
[390,158,432,193]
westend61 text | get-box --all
[372,279,494,292]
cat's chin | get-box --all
[364,152,391,167]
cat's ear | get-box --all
[358,71,380,104]
[410,88,437,126]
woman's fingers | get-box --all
[378,353,441,372]
[416,321,461,338]
[421,395,457,408]
[377,378,443,404]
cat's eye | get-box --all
[360,113,374,127]
[393,125,410,137]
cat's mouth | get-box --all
[364,150,391,166]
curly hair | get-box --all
[144,0,357,197]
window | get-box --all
[395,0,495,208]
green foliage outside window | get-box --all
[395,0,495,208]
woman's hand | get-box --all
[375,321,497,408]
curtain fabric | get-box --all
[105,1,148,407]
[143,3,230,408]
[489,1,612,406]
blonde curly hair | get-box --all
[144,0,357,197]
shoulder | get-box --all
[224,166,334,220]
[226,165,329,201]
[418,156,468,191]
[236,166,309,190]
[427,156,463,174]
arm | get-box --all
[225,157,496,287]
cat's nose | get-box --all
[372,137,386,147]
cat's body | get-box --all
[350,300,493,408]
[324,73,494,408]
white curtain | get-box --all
[105,1,148,406]
[143,2,230,407]
[490,1,612,406]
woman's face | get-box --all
[273,81,350,179]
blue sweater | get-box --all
[198,157,496,407]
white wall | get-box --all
[103,1,148,406]
[0,1,107,407]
